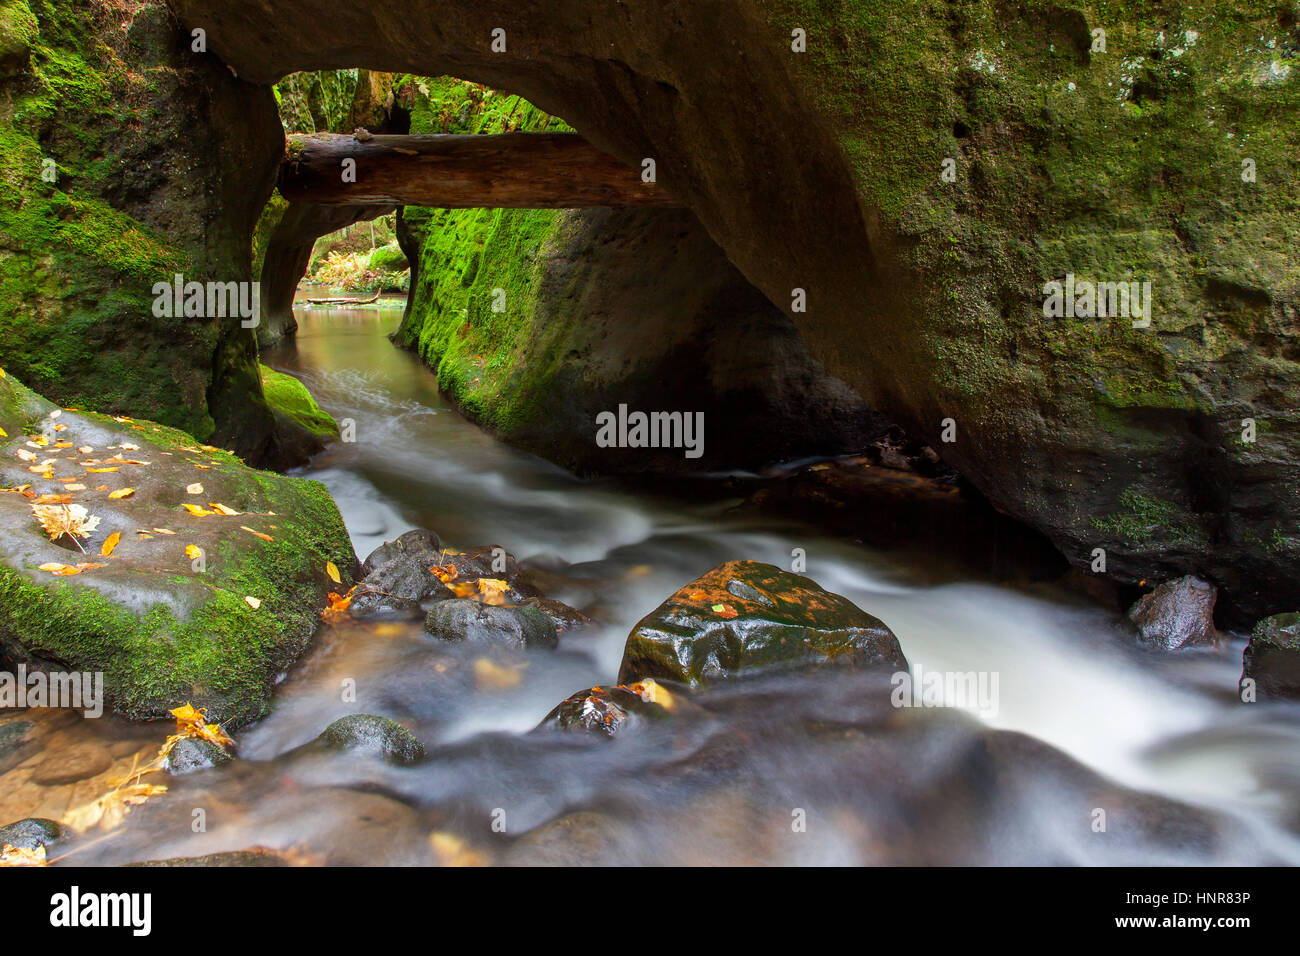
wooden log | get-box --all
[279,132,680,208]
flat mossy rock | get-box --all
[0,373,357,728]
[617,561,908,686]
[316,713,425,764]
[1242,612,1300,701]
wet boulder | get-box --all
[347,588,427,621]
[0,817,65,852]
[520,596,596,636]
[617,560,908,686]
[316,714,425,764]
[537,679,681,737]
[424,599,558,650]
[1128,576,1219,651]
[1242,612,1300,701]
[164,735,233,774]
[362,528,442,574]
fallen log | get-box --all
[279,132,679,208]
[300,290,383,305]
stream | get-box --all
[4,303,1299,866]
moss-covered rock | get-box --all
[0,1,285,463]
[1242,611,1300,700]
[0,371,357,728]
[315,713,425,764]
[258,364,337,463]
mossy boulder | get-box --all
[0,372,357,728]
[0,1,286,463]
[1242,612,1300,701]
[259,365,338,461]
[0,0,37,71]
[617,561,908,686]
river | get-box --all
[3,303,1298,866]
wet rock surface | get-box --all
[617,560,908,686]
[1242,612,1300,701]
[0,817,65,851]
[1128,576,1219,651]
[424,599,557,651]
[537,680,678,737]
[316,714,425,764]
[165,736,233,775]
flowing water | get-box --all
[4,304,1299,866]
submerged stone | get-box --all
[316,713,425,764]
[617,560,908,686]
[424,599,557,650]
[165,736,233,774]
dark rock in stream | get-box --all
[1242,612,1300,701]
[362,528,442,574]
[0,818,66,852]
[164,736,233,774]
[1128,576,1219,651]
[316,714,425,764]
[520,596,596,635]
[425,599,558,650]
[617,560,908,686]
[348,588,427,621]
[353,554,455,607]
[537,680,680,737]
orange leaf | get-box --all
[101,532,121,557]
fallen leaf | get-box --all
[244,596,262,609]
[712,603,739,619]
[182,503,213,517]
[240,525,274,542]
[184,544,202,560]
[15,449,35,462]
[185,483,204,495]
[210,503,240,516]
[85,466,119,473]
[31,502,100,547]
[107,487,134,499]
[101,532,121,557]
[326,560,341,584]
[38,562,80,575]
[474,657,525,691]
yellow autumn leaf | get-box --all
[108,487,134,500]
[31,502,100,546]
[245,596,262,609]
[86,466,119,473]
[38,562,78,575]
[185,544,202,560]
[185,483,204,495]
[240,525,273,541]
[182,503,213,517]
[101,532,121,557]
[326,561,341,584]
[210,503,240,516]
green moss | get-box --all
[1092,487,1199,544]
[259,365,338,439]
[392,77,575,434]
[0,0,38,60]
[0,372,354,727]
